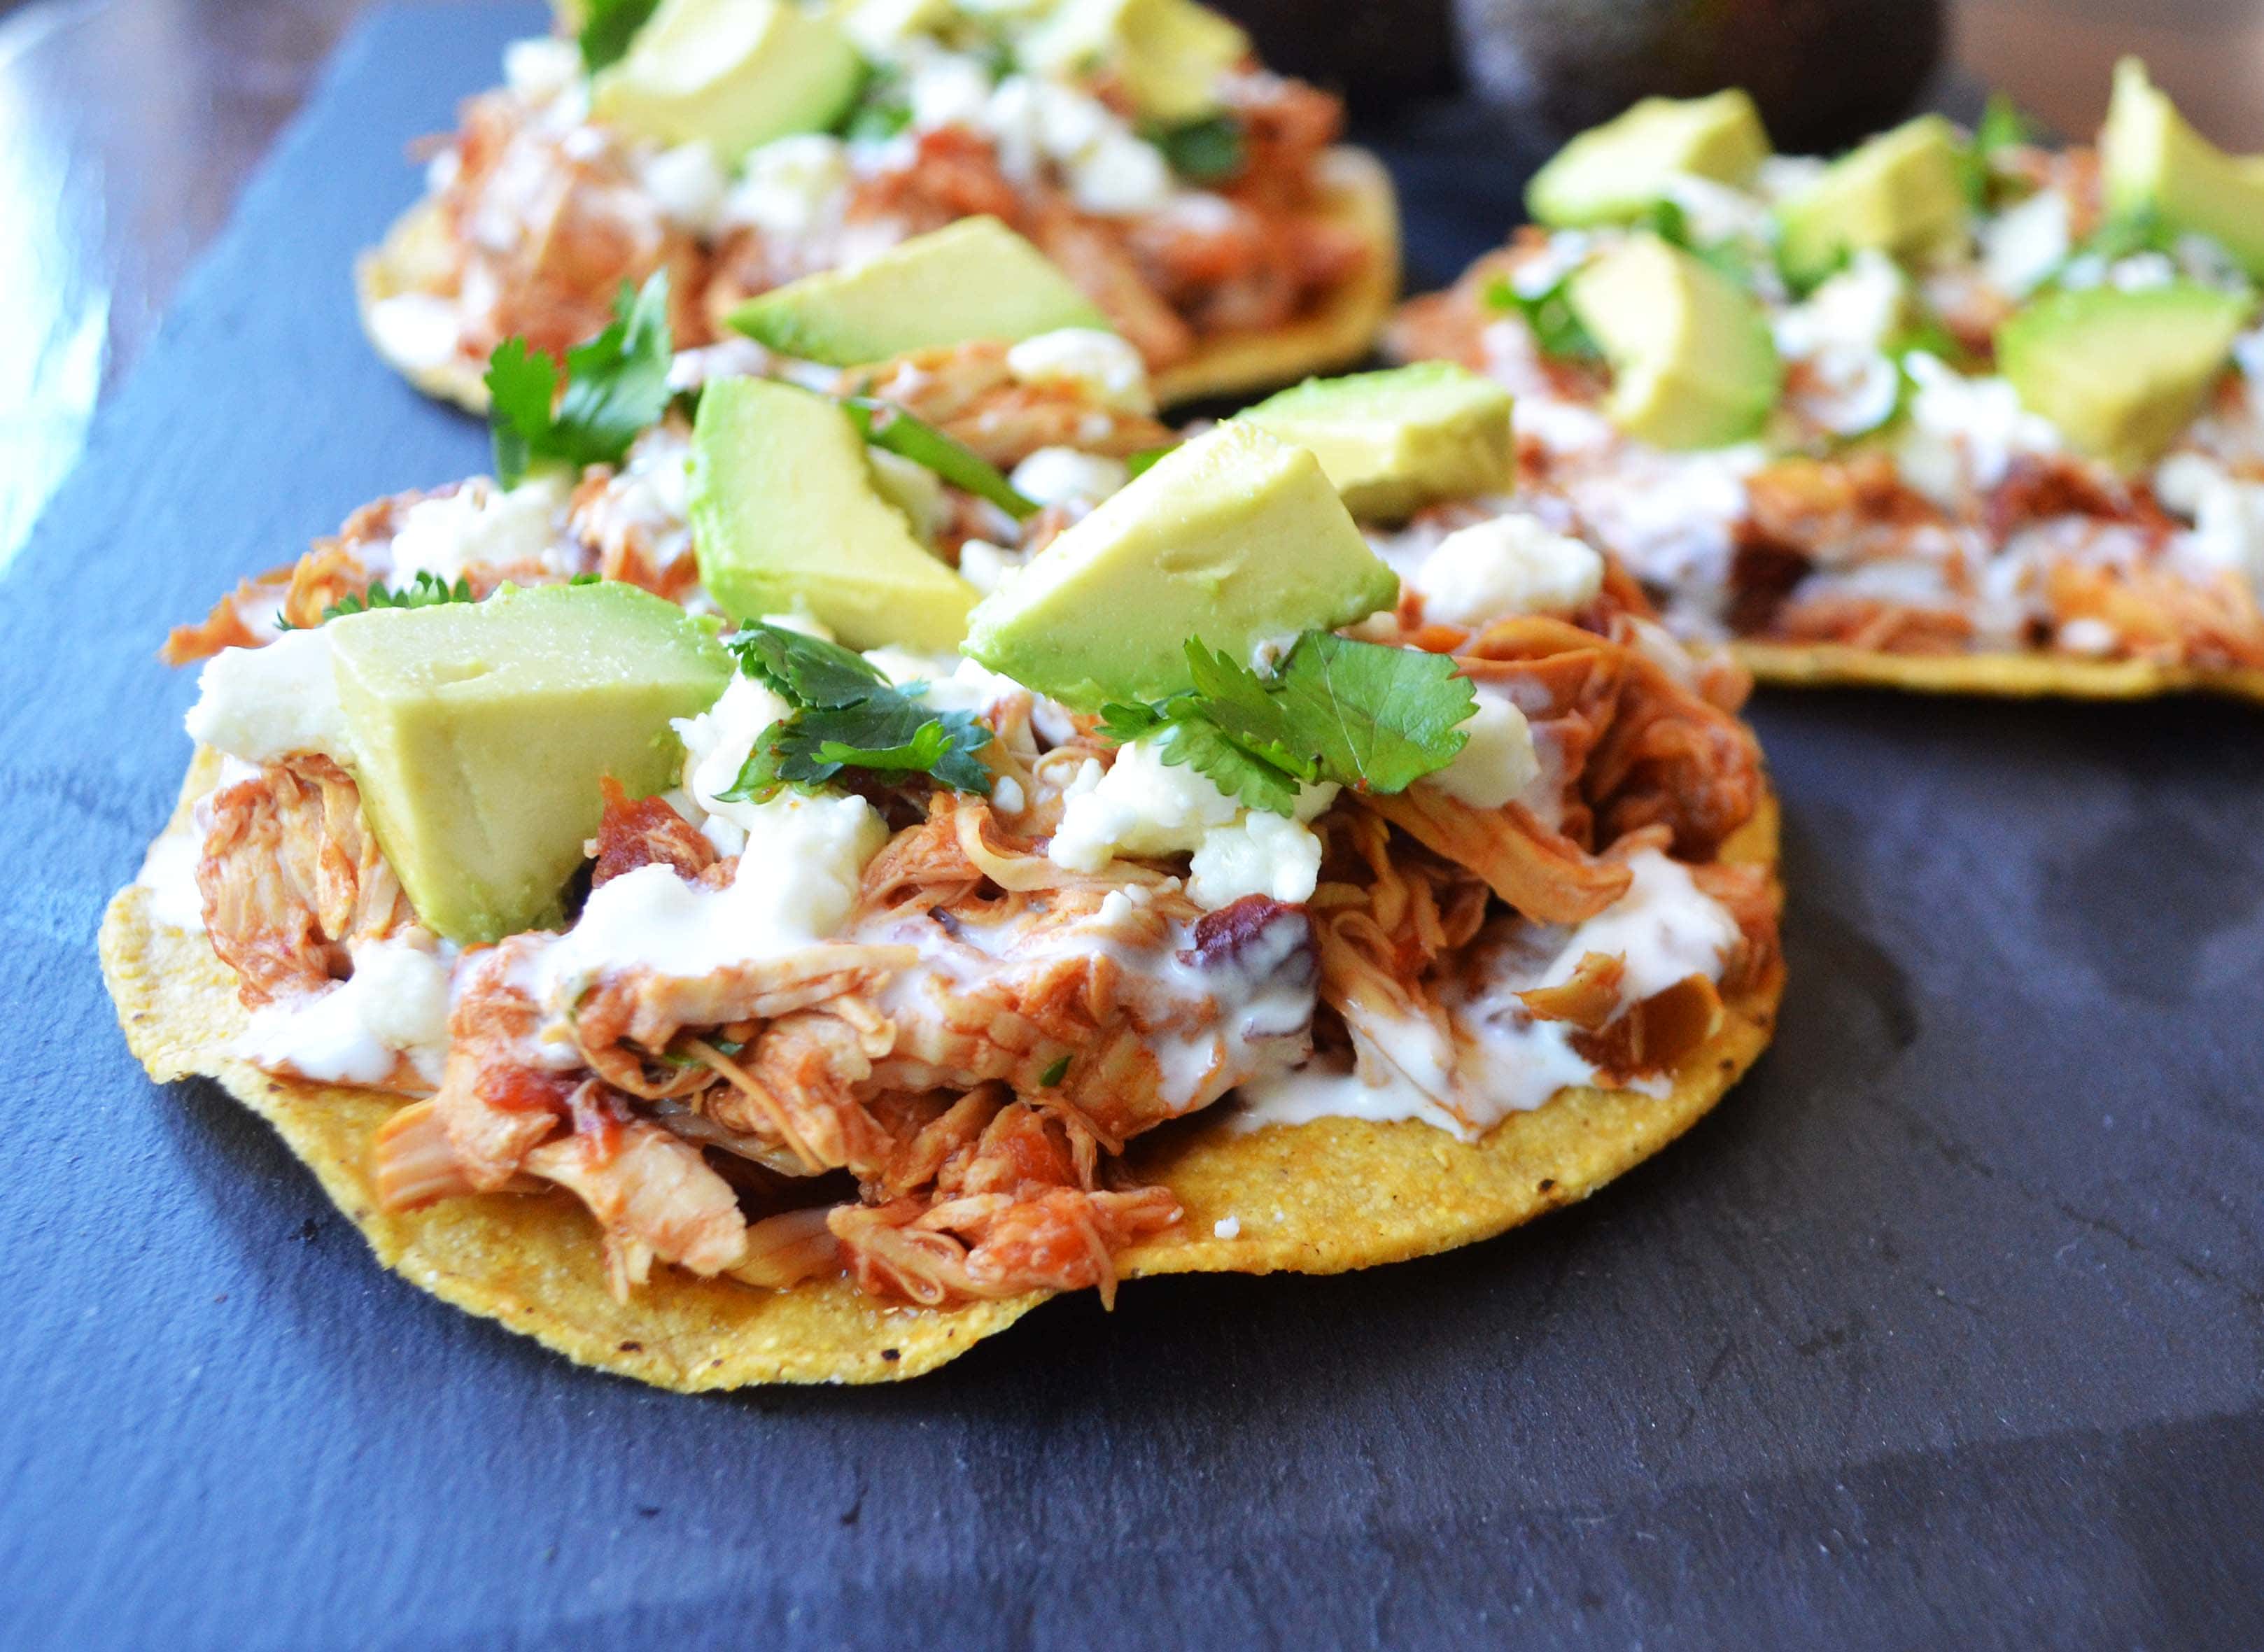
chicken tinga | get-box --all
[359,0,1398,412]
[1391,62,2264,700]
[106,332,1780,1387]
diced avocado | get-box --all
[2100,57,2264,281]
[1775,114,1971,287]
[1526,90,1772,227]
[328,582,732,945]
[690,378,978,649]
[589,0,862,164]
[1237,364,1514,520]
[1568,234,1782,449]
[1022,0,1249,125]
[1997,281,2251,472]
[962,423,1397,708]
[728,218,1113,365]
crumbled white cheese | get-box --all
[1050,739,1335,908]
[502,36,582,104]
[235,936,452,1087]
[1981,188,2072,298]
[956,537,1020,595]
[1510,230,1594,301]
[1010,446,1130,508]
[863,650,1026,716]
[185,628,353,765]
[671,672,794,855]
[1661,172,1772,246]
[1428,693,1539,810]
[2109,252,2179,291]
[2055,617,2119,654]
[638,141,729,234]
[992,775,1027,814]
[1006,327,1154,413]
[978,73,1176,217]
[1069,130,1174,216]
[1212,1215,1241,1240]
[1894,353,2060,506]
[2160,454,2264,591]
[1188,809,1326,909]
[1414,511,1604,625]
[387,474,569,586]
[906,50,996,132]
[722,135,851,241]
[363,293,463,372]
[534,792,887,1011]
[1773,251,1907,358]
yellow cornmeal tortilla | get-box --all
[102,751,1777,1388]
[101,750,1040,1390]
[1125,791,1783,1278]
[1735,640,2264,705]
[354,146,1403,415]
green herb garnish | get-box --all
[319,570,476,623]
[1039,1054,1071,1087]
[1484,272,1600,363]
[1155,115,1246,184]
[1125,444,1176,480]
[486,271,674,487]
[1097,635,1476,817]
[841,397,1039,519]
[577,0,660,74]
[1960,93,2034,206]
[719,623,995,799]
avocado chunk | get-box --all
[1022,0,1249,125]
[1997,282,2251,472]
[2101,57,2264,281]
[962,423,1398,708]
[1568,234,1783,449]
[728,218,1113,365]
[1237,364,1514,520]
[328,582,732,945]
[690,377,978,650]
[589,0,862,164]
[1776,114,1971,287]
[1526,90,1773,227]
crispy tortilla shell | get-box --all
[355,147,1403,415]
[104,753,1777,1386]
[101,751,1039,1390]
[1126,791,1783,1279]
[1735,640,2264,703]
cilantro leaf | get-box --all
[1155,115,1246,184]
[717,622,997,800]
[1484,271,1599,362]
[1096,633,1476,816]
[577,0,659,73]
[320,570,475,623]
[1960,93,2034,206]
[842,397,1038,519]
[1274,633,1475,794]
[1155,716,1304,817]
[485,337,562,489]
[485,272,674,486]
[728,624,890,709]
[1125,444,1176,480]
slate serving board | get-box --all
[6,6,2261,1645]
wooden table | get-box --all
[3,0,2259,570]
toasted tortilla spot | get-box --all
[1736,640,2264,703]
[99,752,1038,1390]
[1123,791,1782,1279]
[356,147,1403,416]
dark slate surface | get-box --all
[6,6,2262,1645]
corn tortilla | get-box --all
[1126,791,1782,1278]
[355,146,1403,415]
[104,754,1778,1386]
[101,750,1041,1390]
[1735,640,2264,704]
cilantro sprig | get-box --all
[577,0,660,74]
[719,623,995,800]
[1484,270,1599,362]
[1097,635,1477,817]
[1959,93,2034,208]
[1154,115,1246,184]
[281,570,477,631]
[841,397,1039,519]
[486,271,675,487]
